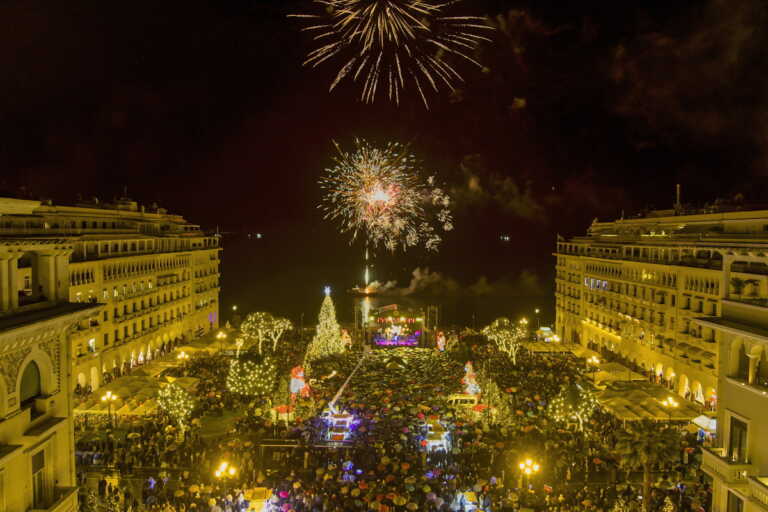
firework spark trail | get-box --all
[290,0,493,108]
[319,139,453,252]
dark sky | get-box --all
[2,0,767,325]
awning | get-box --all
[692,415,717,433]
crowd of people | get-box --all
[73,333,712,512]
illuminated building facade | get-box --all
[0,197,221,394]
[0,236,100,511]
[555,206,768,511]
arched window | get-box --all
[20,361,42,406]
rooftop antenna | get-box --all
[675,184,682,211]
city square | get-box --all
[0,1,767,511]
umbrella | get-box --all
[127,432,141,439]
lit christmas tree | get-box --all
[226,356,276,397]
[304,287,345,372]
[157,382,195,432]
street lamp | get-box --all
[216,330,227,351]
[661,396,679,422]
[232,305,238,312]
[214,461,237,479]
[177,351,190,366]
[101,390,118,429]
[535,308,541,328]
[587,356,600,384]
[518,458,540,489]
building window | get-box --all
[104,333,110,346]
[727,492,743,512]
[20,361,42,408]
[24,275,31,289]
[103,311,108,322]
[728,416,748,463]
[32,450,46,508]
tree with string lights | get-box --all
[226,355,277,398]
[157,382,195,432]
[547,382,598,431]
[482,317,525,365]
[304,287,345,373]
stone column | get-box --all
[55,251,71,301]
[37,252,57,302]
[8,255,20,309]
[747,353,760,385]
[0,255,9,311]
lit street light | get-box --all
[587,356,600,385]
[535,308,541,328]
[518,458,541,489]
[214,461,237,480]
[101,390,118,429]
[661,396,679,422]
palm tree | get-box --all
[612,422,681,512]
[730,277,747,299]
[745,279,760,299]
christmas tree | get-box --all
[304,287,345,372]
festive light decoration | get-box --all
[320,139,453,251]
[290,366,311,402]
[226,356,277,397]
[547,382,598,431]
[240,312,293,354]
[157,382,195,431]
[268,316,293,352]
[461,361,481,395]
[482,317,525,365]
[290,0,493,107]
[304,291,346,372]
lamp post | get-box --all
[101,391,118,429]
[661,396,679,422]
[214,461,237,481]
[177,351,190,371]
[587,355,600,385]
[518,458,540,489]
[535,308,541,329]
[216,330,227,351]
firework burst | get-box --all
[320,139,453,251]
[290,0,493,108]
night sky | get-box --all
[2,0,767,326]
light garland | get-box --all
[226,357,277,397]
[157,382,195,429]
[547,382,598,431]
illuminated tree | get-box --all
[268,316,293,352]
[482,317,525,365]
[157,382,195,432]
[304,291,344,371]
[613,422,681,512]
[547,382,597,431]
[226,356,277,398]
[240,312,273,354]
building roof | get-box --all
[696,317,768,342]
[0,302,100,335]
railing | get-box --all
[749,477,768,509]
[701,447,755,483]
[29,486,78,512]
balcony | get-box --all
[701,447,755,483]
[30,486,78,512]
[749,477,768,511]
